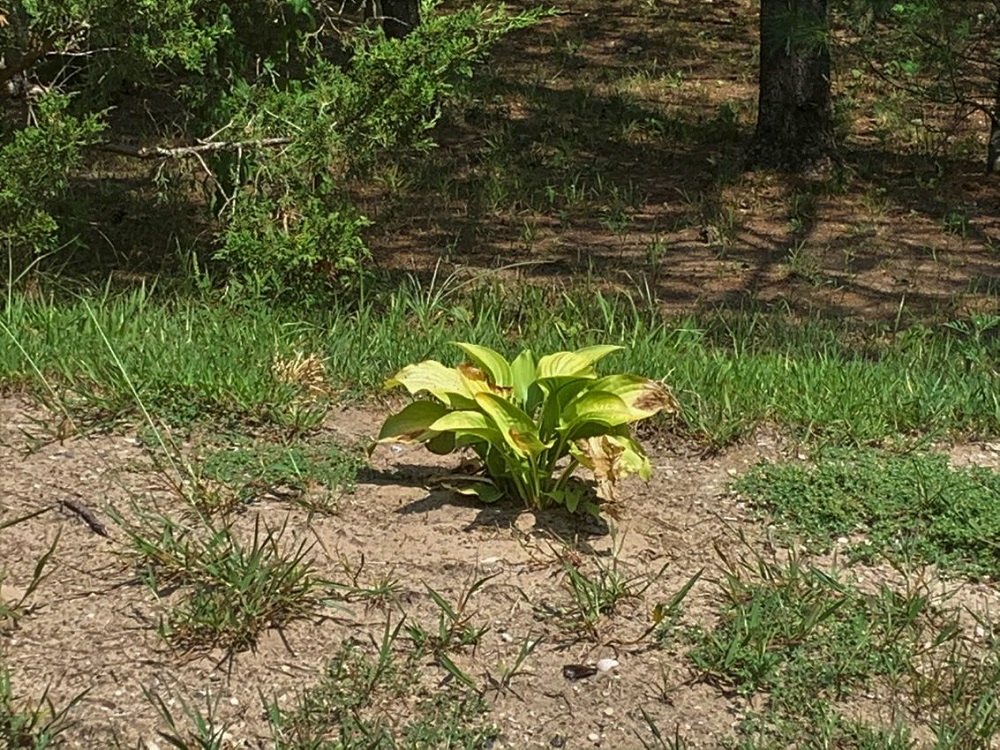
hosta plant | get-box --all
[377,343,679,516]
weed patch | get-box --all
[686,551,992,747]
[265,620,497,748]
[734,448,1000,579]
[200,436,362,512]
[116,509,330,654]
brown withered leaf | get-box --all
[576,436,625,500]
[637,381,681,415]
[458,362,488,382]
[272,352,330,397]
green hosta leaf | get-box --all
[539,378,592,435]
[431,410,505,446]
[453,481,505,504]
[385,360,485,408]
[536,345,623,382]
[426,431,457,455]
[474,392,547,457]
[378,400,449,443]
[452,342,512,387]
[510,348,539,408]
[587,375,680,420]
[560,390,635,432]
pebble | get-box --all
[596,658,619,673]
[588,733,600,743]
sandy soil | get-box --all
[4,398,1000,748]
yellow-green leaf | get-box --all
[453,482,505,504]
[560,390,634,431]
[587,375,680,420]
[385,360,487,409]
[510,348,537,407]
[536,345,622,381]
[431,410,505,445]
[474,392,544,456]
[377,401,449,443]
[452,342,512,387]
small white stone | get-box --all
[596,659,618,674]
[500,632,513,643]
[229,696,239,706]
[588,733,600,743]
[976,625,987,638]
[480,556,500,565]
[837,536,849,544]
[603,707,614,716]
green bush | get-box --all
[1,0,545,297]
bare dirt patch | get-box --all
[4,399,1000,748]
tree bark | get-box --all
[364,0,421,40]
[988,66,1000,174]
[748,0,833,171]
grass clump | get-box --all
[266,620,497,749]
[117,509,327,654]
[734,447,1000,579]
[687,552,972,748]
[0,667,86,750]
[200,436,363,511]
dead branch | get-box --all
[95,137,294,159]
[58,497,108,537]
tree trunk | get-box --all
[988,67,1000,174]
[748,0,833,171]
[364,0,421,39]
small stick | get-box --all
[58,498,109,537]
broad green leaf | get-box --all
[474,392,545,457]
[546,486,584,513]
[453,482,505,504]
[377,401,449,443]
[426,431,457,455]
[539,378,592,436]
[509,427,548,455]
[431,410,505,446]
[385,360,486,408]
[560,390,635,432]
[586,375,680,420]
[536,345,622,381]
[510,348,537,407]
[452,342,512,386]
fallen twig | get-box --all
[58,497,109,537]
[95,137,294,159]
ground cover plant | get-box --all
[734,447,1000,579]
[5,0,1000,746]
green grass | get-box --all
[734,447,1000,579]
[687,551,1000,748]
[0,666,85,750]
[3,279,1000,447]
[199,435,363,511]
[265,619,497,749]
[115,507,331,654]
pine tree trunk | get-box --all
[988,68,1000,174]
[748,0,833,171]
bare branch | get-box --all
[94,137,294,159]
